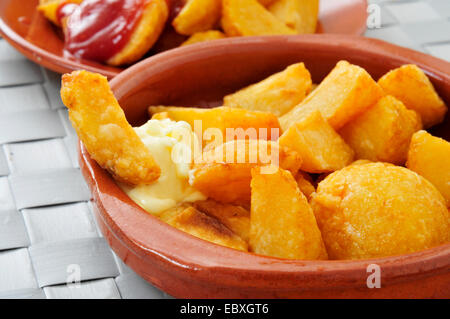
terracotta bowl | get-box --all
[79,35,450,299]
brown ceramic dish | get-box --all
[0,0,368,78]
[80,35,450,298]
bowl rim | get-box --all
[82,34,450,290]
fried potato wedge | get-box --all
[279,111,354,173]
[221,0,296,37]
[181,30,226,46]
[407,130,450,207]
[172,0,221,35]
[191,139,302,204]
[162,206,248,251]
[378,64,447,128]
[148,106,281,145]
[193,200,250,242]
[269,0,319,34]
[249,167,328,259]
[107,0,168,66]
[61,70,160,185]
[295,171,315,200]
[38,0,83,26]
[280,61,384,131]
[340,95,422,165]
[223,63,312,117]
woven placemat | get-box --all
[0,0,449,299]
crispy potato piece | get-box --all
[223,63,312,117]
[181,30,226,46]
[280,61,384,131]
[163,206,248,251]
[311,163,449,259]
[107,0,168,66]
[269,0,319,34]
[340,95,422,165]
[191,139,302,204]
[378,64,447,128]
[407,130,450,207]
[279,111,354,173]
[148,106,281,145]
[295,171,315,200]
[61,71,160,185]
[38,0,83,26]
[249,167,328,259]
[193,200,250,242]
[221,0,296,37]
[172,0,221,35]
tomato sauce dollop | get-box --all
[62,0,146,62]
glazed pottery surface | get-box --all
[79,35,450,298]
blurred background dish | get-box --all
[0,0,367,78]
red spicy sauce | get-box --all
[56,2,79,25]
[64,0,146,62]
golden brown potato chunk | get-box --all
[193,200,250,242]
[107,0,168,66]
[181,30,226,46]
[378,64,447,128]
[295,171,315,200]
[280,61,384,131]
[407,130,450,207]
[162,206,248,251]
[311,162,450,260]
[61,71,160,185]
[221,0,296,37]
[172,0,222,35]
[223,63,312,117]
[340,95,422,165]
[269,0,319,34]
[38,0,83,26]
[279,111,354,173]
[148,106,281,145]
[249,167,328,259]
[191,139,302,204]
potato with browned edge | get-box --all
[61,71,161,185]
[191,139,302,204]
[250,167,328,259]
[161,206,248,251]
[193,200,250,242]
[312,162,450,260]
[223,63,312,117]
[279,111,354,173]
[340,95,422,165]
[221,0,296,36]
[280,61,384,131]
[407,130,450,207]
[378,64,447,128]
